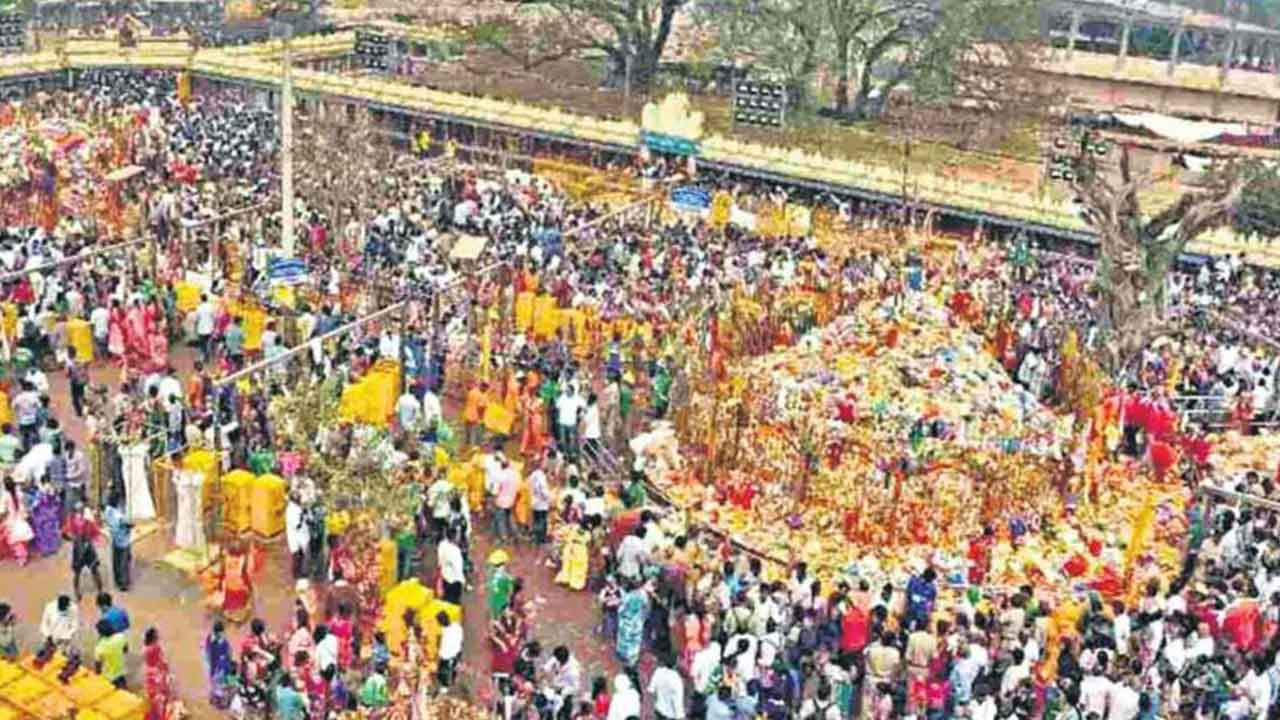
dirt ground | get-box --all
[0,346,614,720]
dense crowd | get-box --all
[0,69,1279,720]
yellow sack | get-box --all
[379,538,397,595]
[67,319,94,362]
[242,308,265,352]
[2,303,15,342]
[483,403,515,436]
[533,294,560,339]
[174,282,201,313]
[555,534,589,591]
[515,291,535,333]
[251,474,287,538]
[221,469,255,534]
[338,383,369,424]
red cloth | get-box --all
[1181,435,1212,466]
[1149,441,1178,479]
[1222,601,1263,653]
[1124,394,1148,428]
[968,536,993,584]
[1145,402,1176,439]
[840,605,869,653]
[1063,554,1088,578]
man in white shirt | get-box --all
[727,634,758,683]
[40,595,79,652]
[421,389,442,437]
[690,641,722,696]
[315,625,340,672]
[396,390,421,434]
[528,462,551,545]
[89,304,110,357]
[556,384,584,458]
[1079,666,1113,719]
[616,526,648,582]
[1107,676,1141,720]
[648,657,686,720]
[194,295,215,362]
[581,393,602,458]
[1241,657,1272,718]
[1000,648,1031,699]
[436,611,463,690]
[285,493,309,579]
[427,473,456,540]
[437,530,465,604]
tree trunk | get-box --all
[1096,233,1173,378]
[833,36,852,116]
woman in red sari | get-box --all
[206,541,254,624]
[108,301,128,361]
[143,628,174,720]
[520,394,548,458]
[328,603,354,670]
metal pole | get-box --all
[0,238,147,283]
[214,261,508,388]
[623,50,632,118]
[281,25,296,257]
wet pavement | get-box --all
[0,347,615,719]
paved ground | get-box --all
[0,347,616,719]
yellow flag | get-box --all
[710,191,732,228]
[1124,496,1157,604]
[177,71,191,105]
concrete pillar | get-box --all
[1067,9,1081,58]
[1273,42,1280,87]
[1168,23,1184,75]
[1221,19,1239,81]
[1117,16,1133,69]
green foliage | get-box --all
[1234,162,1280,240]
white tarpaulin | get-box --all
[1183,154,1214,173]
[1113,112,1247,143]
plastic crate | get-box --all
[64,673,116,707]
[29,692,74,720]
[2,675,51,707]
[93,690,146,720]
[0,661,22,689]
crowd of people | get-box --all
[0,66,1278,720]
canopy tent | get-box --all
[105,165,145,182]
[449,233,488,261]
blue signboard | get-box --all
[268,257,309,286]
[670,186,711,212]
[642,131,699,156]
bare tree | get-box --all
[1070,146,1280,376]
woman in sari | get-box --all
[107,301,127,361]
[678,607,707,675]
[328,603,355,670]
[554,519,591,591]
[28,480,61,558]
[202,621,235,710]
[520,394,548,458]
[125,300,148,364]
[208,541,254,624]
[285,606,314,676]
[0,478,33,566]
[614,580,649,667]
[490,601,525,677]
[144,628,174,720]
[238,618,279,719]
